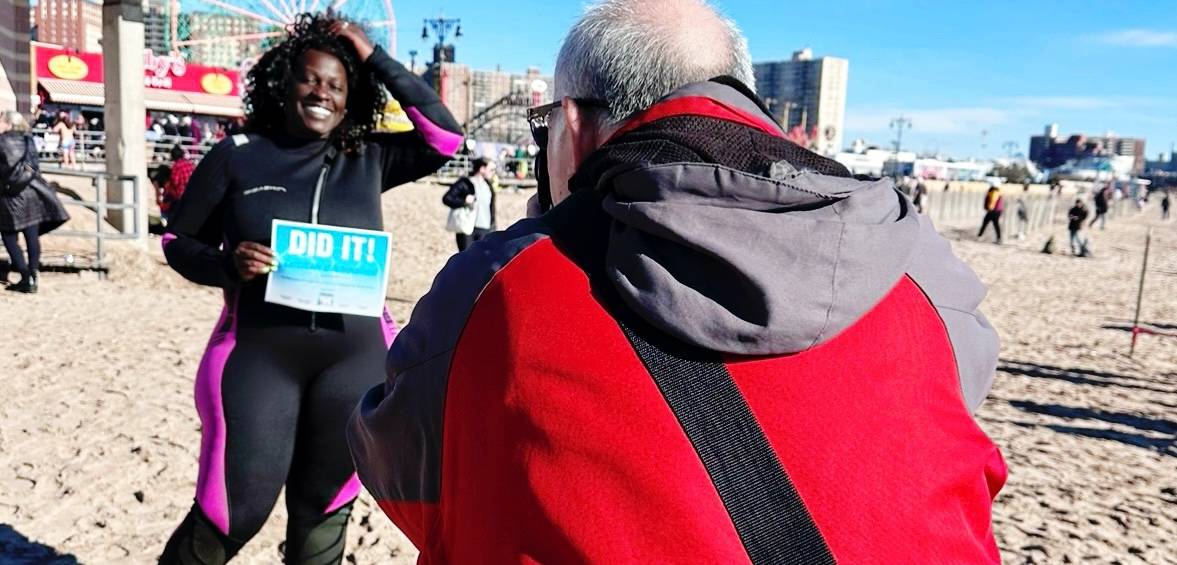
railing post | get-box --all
[95,175,106,270]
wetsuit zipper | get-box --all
[308,161,330,333]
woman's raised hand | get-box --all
[330,21,375,62]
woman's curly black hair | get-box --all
[244,13,387,153]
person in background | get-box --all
[912,179,927,214]
[189,117,203,145]
[52,112,76,167]
[442,157,497,251]
[163,114,180,137]
[978,184,1004,244]
[179,115,194,139]
[1068,198,1090,256]
[150,162,171,221]
[159,144,195,223]
[1090,183,1110,229]
[0,111,70,293]
[513,145,529,179]
[1162,190,1171,221]
[148,117,166,142]
[1015,184,1030,240]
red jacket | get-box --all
[349,82,1006,563]
[161,157,195,214]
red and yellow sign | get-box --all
[34,44,241,97]
[46,54,91,81]
[200,72,235,95]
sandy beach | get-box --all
[1,182,1174,563]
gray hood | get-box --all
[600,162,928,356]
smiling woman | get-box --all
[244,14,387,152]
[157,11,463,565]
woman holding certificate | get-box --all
[159,14,461,564]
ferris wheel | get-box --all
[175,0,398,56]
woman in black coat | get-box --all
[442,157,497,251]
[0,111,69,293]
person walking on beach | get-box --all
[159,14,461,564]
[1161,190,1171,221]
[1015,184,1030,240]
[1068,199,1090,257]
[1090,184,1110,229]
[443,157,497,252]
[978,184,1004,244]
[912,179,928,213]
[0,111,69,293]
[52,112,77,168]
[348,1,1006,562]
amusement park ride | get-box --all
[171,0,398,55]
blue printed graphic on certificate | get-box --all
[264,219,392,317]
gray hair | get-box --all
[555,0,755,122]
[1,111,29,133]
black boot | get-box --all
[6,272,34,293]
[159,504,245,565]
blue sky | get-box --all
[381,0,1177,160]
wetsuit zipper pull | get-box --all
[308,159,331,333]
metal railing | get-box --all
[37,168,143,277]
[31,128,215,167]
[923,188,1140,239]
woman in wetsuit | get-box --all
[159,14,461,564]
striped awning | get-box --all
[38,78,244,118]
[38,78,103,106]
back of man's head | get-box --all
[555,0,754,122]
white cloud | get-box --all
[845,107,1011,134]
[1092,29,1177,47]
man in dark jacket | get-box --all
[1090,184,1110,229]
[349,0,1005,562]
[442,157,496,251]
[1068,198,1090,256]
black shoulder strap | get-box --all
[618,323,836,565]
[542,191,836,564]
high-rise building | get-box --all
[1029,124,1147,174]
[0,0,31,112]
[753,48,849,155]
[34,0,102,52]
[143,0,176,55]
[185,12,265,68]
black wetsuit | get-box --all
[159,46,462,564]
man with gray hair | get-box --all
[350,1,1005,562]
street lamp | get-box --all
[422,15,462,100]
[890,116,912,178]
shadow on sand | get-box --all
[997,359,1176,396]
[995,359,1177,456]
[0,524,79,564]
